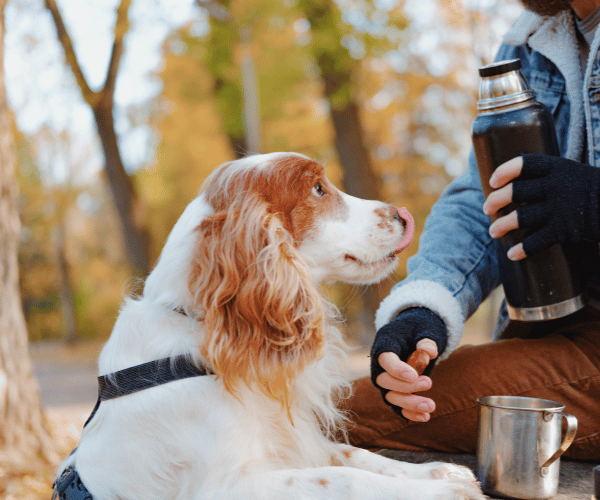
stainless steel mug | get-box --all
[477,395,578,499]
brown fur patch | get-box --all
[190,155,338,418]
[374,206,397,233]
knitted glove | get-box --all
[513,154,600,256]
[370,307,448,417]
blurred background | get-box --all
[0,0,520,495]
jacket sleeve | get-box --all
[375,150,501,360]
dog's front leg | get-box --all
[209,466,485,500]
[331,444,480,484]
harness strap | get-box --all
[84,354,210,428]
[98,355,210,401]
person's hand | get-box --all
[483,154,600,260]
[370,308,448,422]
[376,339,438,421]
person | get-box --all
[346,0,600,461]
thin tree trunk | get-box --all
[0,0,58,467]
[45,0,150,277]
[93,101,150,276]
[54,222,79,344]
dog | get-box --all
[54,153,484,499]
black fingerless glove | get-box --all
[513,154,600,256]
[370,307,448,418]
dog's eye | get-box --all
[312,183,326,197]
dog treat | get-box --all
[407,349,430,375]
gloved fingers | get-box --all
[402,408,432,422]
[489,210,519,239]
[489,156,523,189]
[483,183,513,216]
[415,338,438,360]
[506,242,526,261]
[520,153,554,178]
[521,226,556,256]
[375,370,432,393]
[512,178,548,204]
[385,391,436,416]
[377,352,418,383]
[516,202,550,229]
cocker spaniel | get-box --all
[54,153,484,500]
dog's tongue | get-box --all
[395,207,415,254]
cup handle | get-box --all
[539,412,578,477]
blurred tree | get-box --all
[299,0,382,200]
[0,0,57,468]
[17,130,131,342]
[138,37,233,259]
[44,0,150,277]
[197,0,249,157]
[17,138,65,342]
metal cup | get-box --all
[476,396,578,499]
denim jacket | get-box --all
[376,9,600,360]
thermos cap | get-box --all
[477,58,535,111]
[479,59,522,77]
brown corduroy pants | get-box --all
[345,307,600,461]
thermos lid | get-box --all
[479,59,522,77]
[477,58,535,111]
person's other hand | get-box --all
[483,154,600,260]
[370,308,448,421]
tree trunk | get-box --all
[93,101,150,276]
[54,222,79,344]
[45,0,151,277]
[329,102,381,202]
[0,0,57,467]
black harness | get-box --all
[52,355,210,500]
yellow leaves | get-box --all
[138,167,175,206]
[139,47,234,255]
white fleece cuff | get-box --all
[375,280,464,361]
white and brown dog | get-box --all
[55,153,484,499]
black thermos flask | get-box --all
[472,59,588,321]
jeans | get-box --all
[345,306,600,461]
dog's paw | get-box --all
[429,462,478,483]
[427,478,486,500]
[447,479,486,500]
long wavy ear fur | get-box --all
[189,193,325,413]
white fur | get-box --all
[56,153,484,500]
[299,191,405,285]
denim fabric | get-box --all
[398,14,600,339]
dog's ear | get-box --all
[190,194,325,411]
